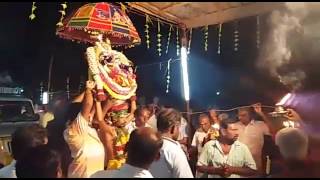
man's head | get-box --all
[65,102,82,123]
[198,114,211,133]
[238,107,252,125]
[275,128,308,161]
[11,124,48,161]
[219,118,239,142]
[209,109,219,123]
[134,106,151,127]
[16,145,62,178]
[157,108,181,140]
[50,95,68,118]
[126,127,163,169]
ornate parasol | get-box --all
[56,2,141,47]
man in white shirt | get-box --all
[149,108,194,178]
[64,81,105,178]
[236,104,271,174]
[191,114,214,178]
[91,127,163,178]
[0,124,48,178]
[197,118,257,178]
[191,114,214,158]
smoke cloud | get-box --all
[257,2,308,91]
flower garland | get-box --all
[204,25,208,51]
[176,27,180,57]
[166,25,172,54]
[187,28,192,54]
[56,2,68,27]
[157,19,162,56]
[144,15,152,49]
[29,2,37,20]
[217,23,222,54]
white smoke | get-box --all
[258,2,308,91]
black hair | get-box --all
[199,113,210,120]
[65,102,82,123]
[16,145,61,178]
[220,118,238,130]
[134,105,149,118]
[11,124,48,160]
[156,108,181,133]
[126,128,163,167]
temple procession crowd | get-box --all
[0,81,319,178]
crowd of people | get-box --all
[0,80,319,178]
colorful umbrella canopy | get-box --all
[56,2,141,47]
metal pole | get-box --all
[47,55,54,93]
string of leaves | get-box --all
[166,59,171,93]
[234,22,239,52]
[166,25,172,54]
[176,27,180,56]
[187,28,192,54]
[217,23,222,54]
[144,15,151,49]
[29,2,37,20]
[204,25,208,51]
[256,16,260,49]
[56,2,67,27]
[157,19,162,56]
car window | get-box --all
[0,101,36,122]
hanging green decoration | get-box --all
[204,25,208,51]
[217,23,222,54]
[234,22,239,52]
[29,2,37,20]
[256,16,260,49]
[176,27,180,57]
[166,25,172,54]
[144,15,152,49]
[166,59,171,93]
[157,19,162,56]
[57,2,67,27]
[187,28,192,54]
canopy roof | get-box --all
[128,2,286,28]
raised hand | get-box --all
[86,80,96,90]
[285,108,302,121]
[252,103,263,115]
